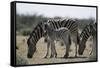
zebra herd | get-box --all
[27,18,97,59]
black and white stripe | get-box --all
[46,19,78,33]
[78,23,97,57]
[27,18,79,58]
[43,23,71,58]
[27,22,45,58]
[45,18,79,57]
[80,23,97,43]
[28,23,44,45]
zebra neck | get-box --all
[81,35,89,44]
[29,23,45,46]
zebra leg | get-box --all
[53,42,57,58]
[63,42,70,58]
[75,42,77,57]
[50,45,53,58]
[73,35,78,57]
[43,31,48,43]
[89,35,97,60]
[63,36,71,58]
[50,41,55,58]
[44,39,50,58]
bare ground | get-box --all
[16,35,95,65]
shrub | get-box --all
[22,30,31,36]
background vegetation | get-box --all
[16,14,95,36]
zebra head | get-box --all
[27,35,36,58]
[78,39,86,55]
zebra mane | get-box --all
[80,24,91,39]
[28,22,45,45]
[80,22,97,42]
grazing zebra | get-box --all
[44,18,79,57]
[78,23,97,58]
[43,22,71,58]
[27,22,45,58]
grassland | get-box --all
[16,35,96,65]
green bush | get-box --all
[22,30,31,36]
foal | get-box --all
[43,23,71,58]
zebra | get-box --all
[43,22,71,58]
[27,22,45,58]
[78,23,97,59]
[44,18,79,58]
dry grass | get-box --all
[16,35,96,65]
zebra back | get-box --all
[62,19,78,33]
[47,18,78,34]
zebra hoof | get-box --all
[55,56,57,58]
[50,55,53,58]
[44,56,47,58]
[63,55,68,58]
[54,55,57,58]
[74,55,77,58]
[63,56,68,58]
